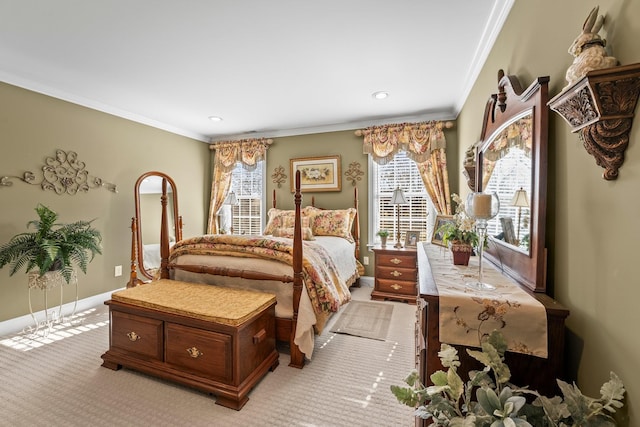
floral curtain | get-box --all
[360,121,451,215]
[482,116,532,189]
[207,138,273,234]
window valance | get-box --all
[483,116,532,162]
[358,121,448,165]
[209,138,274,172]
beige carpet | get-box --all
[330,300,394,340]
[0,285,417,426]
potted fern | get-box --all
[0,204,102,287]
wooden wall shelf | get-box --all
[548,63,640,180]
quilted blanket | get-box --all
[168,234,352,314]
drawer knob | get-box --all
[186,347,204,358]
[390,258,402,265]
[126,331,140,342]
[391,284,402,290]
[391,270,402,277]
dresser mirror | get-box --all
[134,171,182,281]
[475,71,549,293]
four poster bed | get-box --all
[127,171,362,368]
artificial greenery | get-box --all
[438,193,479,247]
[0,204,102,283]
[376,229,390,238]
[391,331,625,426]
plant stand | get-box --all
[26,270,79,336]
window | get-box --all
[222,161,264,235]
[371,151,432,244]
[483,148,531,238]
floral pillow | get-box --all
[264,208,312,235]
[272,227,315,241]
[309,208,356,242]
[282,215,310,229]
[263,209,295,235]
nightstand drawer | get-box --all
[376,253,416,269]
[375,278,416,296]
[376,265,417,281]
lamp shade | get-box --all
[510,187,529,207]
[224,191,238,205]
[390,188,408,205]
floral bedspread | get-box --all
[168,234,352,315]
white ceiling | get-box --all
[0,1,513,143]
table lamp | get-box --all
[224,191,238,234]
[390,188,408,248]
[510,187,529,243]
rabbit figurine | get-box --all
[564,6,618,89]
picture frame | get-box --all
[404,230,420,248]
[290,155,341,192]
[500,217,517,245]
[431,215,454,247]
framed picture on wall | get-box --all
[290,155,341,192]
[431,215,454,247]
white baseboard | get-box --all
[0,288,123,337]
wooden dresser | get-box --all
[415,243,569,426]
[371,246,417,304]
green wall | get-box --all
[457,1,638,422]
[0,82,209,320]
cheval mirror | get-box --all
[475,70,549,293]
[129,171,182,286]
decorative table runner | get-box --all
[425,244,548,358]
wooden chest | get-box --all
[371,246,417,304]
[101,280,279,410]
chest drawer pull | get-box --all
[127,331,141,342]
[390,258,402,265]
[391,284,402,290]
[186,346,204,358]
[391,270,402,277]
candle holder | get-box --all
[465,192,500,291]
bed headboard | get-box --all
[271,188,360,260]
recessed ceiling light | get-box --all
[372,91,389,100]
[208,116,223,122]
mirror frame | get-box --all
[134,171,182,281]
[475,71,549,293]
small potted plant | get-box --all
[437,193,479,265]
[0,204,102,287]
[376,229,390,247]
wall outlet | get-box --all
[363,256,369,266]
[114,265,122,277]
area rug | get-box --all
[329,300,394,340]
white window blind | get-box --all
[484,148,531,238]
[372,151,431,244]
[228,161,264,235]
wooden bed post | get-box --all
[127,217,143,288]
[159,178,170,279]
[289,170,305,368]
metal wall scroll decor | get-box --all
[344,161,364,186]
[271,165,287,188]
[0,149,117,194]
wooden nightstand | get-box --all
[371,246,417,304]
